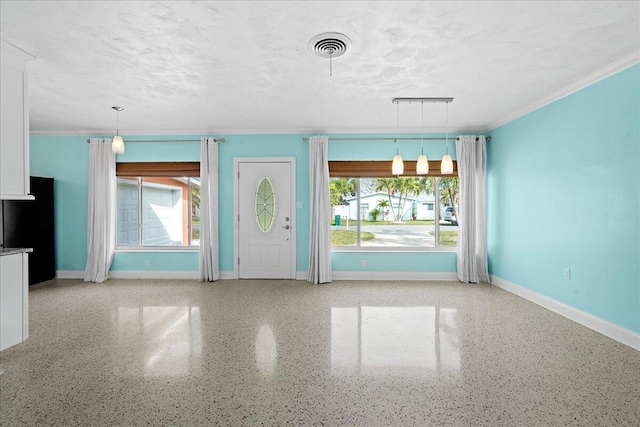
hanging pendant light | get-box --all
[392,102,404,175]
[392,150,404,175]
[112,106,125,154]
[441,101,453,174]
[441,153,453,175]
[391,97,453,175]
[416,101,429,175]
[416,154,429,174]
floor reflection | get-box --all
[255,324,278,377]
[331,306,460,374]
[113,305,202,377]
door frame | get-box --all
[233,157,297,279]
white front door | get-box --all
[237,159,295,279]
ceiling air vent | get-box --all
[309,32,351,76]
[309,32,352,59]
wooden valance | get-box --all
[329,160,458,178]
[116,162,200,177]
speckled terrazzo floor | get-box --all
[1,279,638,426]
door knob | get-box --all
[282,225,290,230]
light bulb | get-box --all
[112,135,125,154]
[416,154,429,175]
[441,154,453,174]
[392,154,404,175]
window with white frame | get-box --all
[116,162,200,248]
[329,161,459,249]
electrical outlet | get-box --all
[144,260,150,268]
[563,269,571,280]
[361,260,366,268]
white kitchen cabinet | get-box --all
[1,40,34,200]
[0,252,29,351]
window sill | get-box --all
[332,246,456,253]
[115,247,199,253]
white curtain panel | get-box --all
[308,136,332,284]
[455,135,489,283]
[199,137,219,281]
[84,138,117,283]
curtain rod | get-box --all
[301,136,490,142]
[86,138,225,143]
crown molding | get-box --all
[1,39,36,61]
[29,126,488,137]
[29,130,214,136]
[487,50,640,131]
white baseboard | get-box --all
[491,275,640,351]
[108,270,200,280]
[56,270,84,279]
[331,271,459,281]
[58,270,456,282]
[220,271,234,280]
[57,270,236,280]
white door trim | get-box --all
[233,157,296,279]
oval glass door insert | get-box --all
[255,177,276,233]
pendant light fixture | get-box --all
[416,101,429,175]
[441,101,453,174]
[112,106,125,154]
[391,102,404,175]
[391,98,454,175]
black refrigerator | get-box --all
[2,176,56,285]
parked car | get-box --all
[442,207,458,225]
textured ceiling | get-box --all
[1,1,638,134]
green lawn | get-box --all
[429,231,458,246]
[331,229,375,245]
[192,217,200,240]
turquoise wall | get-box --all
[30,135,89,272]
[30,133,458,275]
[326,133,458,161]
[332,251,456,272]
[487,64,640,332]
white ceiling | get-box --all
[1,1,638,135]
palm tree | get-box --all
[376,199,390,221]
[191,186,201,215]
[375,178,398,220]
[329,178,356,206]
[375,177,440,221]
[392,178,413,221]
[393,177,430,221]
[418,177,436,195]
[406,178,429,219]
[440,177,459,209]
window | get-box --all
[255,177,276,233]
[329,161,459,250]
[116,162,200,248]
